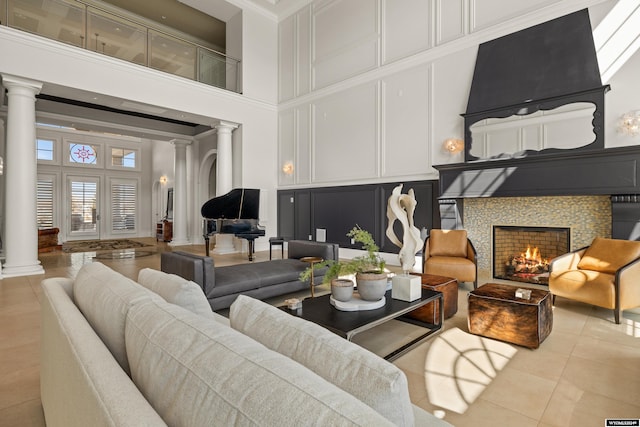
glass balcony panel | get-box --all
[149,30,196,80]
[3,0,240,92]
[199,49,227,89]
[8,0,85,48]
[87,7,146,65]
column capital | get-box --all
[1,74,43,95]
[214,121,239,134]
[170,138,192,147]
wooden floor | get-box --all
[1,238,639,427]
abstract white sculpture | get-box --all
[385,184,423,273]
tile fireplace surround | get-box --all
[463,195,611,281]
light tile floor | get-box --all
[1,239,639,427]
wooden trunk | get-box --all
[406,274,458,323]
[468,283,553,349]
[38,228,60,252]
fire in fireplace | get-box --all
[493,226,570,285]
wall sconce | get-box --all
[443,138,464,154]
[159,175,167,185]
[282,161,294,175]
[618,111,640,136]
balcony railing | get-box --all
[0,0,241,93]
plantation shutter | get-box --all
[37,177,54,229]
[111,182,136,231]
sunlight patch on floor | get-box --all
[424,327,517,414]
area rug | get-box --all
[62,239,152,253]
[93,250,156,259]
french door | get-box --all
[67,176,100,240]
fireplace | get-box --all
[493,226,570,285]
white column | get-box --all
[213,121,238,255]
[215,121,238,195]
[169,139,192,246]
[0,119,4,277]
[1,74,44,278]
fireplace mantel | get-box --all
[434,146,640,199]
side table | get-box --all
[468,283,553,349]
[300,256,323,297]
[405,273,458,324]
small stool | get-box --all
[406,273,458,323]
[468,283,553,349]
[269,237,285,260]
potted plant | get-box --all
[299,225,387,301]
[347,225,388,301]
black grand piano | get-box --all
[201,188,265,261]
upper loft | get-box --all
[0,0,242,93]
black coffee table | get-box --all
[285,289,443,361]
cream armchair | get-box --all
[549,237,640,324]
[422,229,477,289]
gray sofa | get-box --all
[40,262,450,426]
[161,240,339,310]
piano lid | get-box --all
[201,188,261,219]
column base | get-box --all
[1,262,45,278]
[168,238,191,247]
[212,234,238,255]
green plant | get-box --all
[299,225,386,285]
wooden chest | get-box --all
[468,283,552,349]
[406,274,458,323]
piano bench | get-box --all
[269,237,285,260]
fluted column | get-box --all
[1,74,44,278]
[169,139,192,246]
[212,121,238,255]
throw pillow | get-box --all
[229,295,414,427]
[137,268,215,319]
[73,262,157,375]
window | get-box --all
[69,143,98,164]
[37,177,55,229]
[111,148,136,168]
[111,181,136,232]
[37,139,55,161]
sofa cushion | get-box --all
[137,268,215,319]
[73,262,157,375]
[429,230,468,257]
[577,237,640,274]
[229,295,414,427]
[125,299,394,426]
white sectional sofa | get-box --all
[40,262,450,426]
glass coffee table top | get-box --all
[284,288,443,361]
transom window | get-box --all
[37,138,55,161]
[69,143,98,164]
[111,148,136,168]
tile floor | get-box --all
[1,239,639,427]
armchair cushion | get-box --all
[429,230,468,257]
[577,237,640,274]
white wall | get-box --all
[277,0,639,190]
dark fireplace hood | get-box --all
[435,9,640,200]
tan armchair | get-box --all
[422,229,477,289]
[549,237,640,324]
